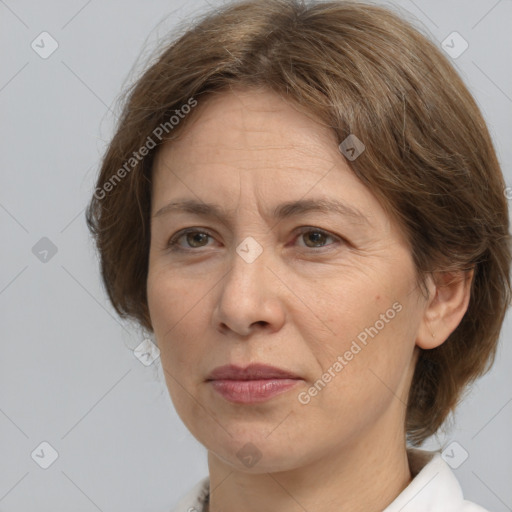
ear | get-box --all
[416,268,474,350]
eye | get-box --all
[294,227,341,249]
[167,229,214,250]
[166,227,343,252]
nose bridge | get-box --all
[225,233,268,298]
[214,232,283,335]
[235,234,266,266]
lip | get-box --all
[207,363,300,381]
[209,379,301,403]
[206,364,303,404]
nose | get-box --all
[212,241,286,337]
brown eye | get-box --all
[168,229,213,250]
[302,231,329,247]
[185,232,210,248]
[296,228,339,249]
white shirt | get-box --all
[170,448,489,512]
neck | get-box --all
[206,424,412,512]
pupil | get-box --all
[190,233,207,246]
[308,232,324,246]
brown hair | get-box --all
[85,0,512,445]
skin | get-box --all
[146,86,473,512]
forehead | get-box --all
[152,88,360,207]
[150,87,405,245]
[156,87,339,162]
[152,87,358,204]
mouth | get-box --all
[206,363,303,404]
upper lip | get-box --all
[206,363,301,381]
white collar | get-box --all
[171,448,489,512]
[383,448,488,511]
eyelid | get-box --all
[167,226,344,251]
[167,227,216,250]
[293,226,341,247]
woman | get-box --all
[86,1,511,511]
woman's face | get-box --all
[147,87,430,472]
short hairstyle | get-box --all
[86,0,512,445]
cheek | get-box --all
[147,265,188,331]
[147,271,207,421]
[147,269,193,369]
[147,265,215,368]
[306,283,414,400]
[304,283,390,357]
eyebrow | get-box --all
[153,197,370,226]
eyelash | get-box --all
[166,227,344,252]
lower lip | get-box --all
[208,378,301,404]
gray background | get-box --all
[1,0,511,511]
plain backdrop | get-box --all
[1,0,511,511]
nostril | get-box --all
[219,323,229,333]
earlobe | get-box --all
[416,268,474,350]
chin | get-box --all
[206,429,312,474]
